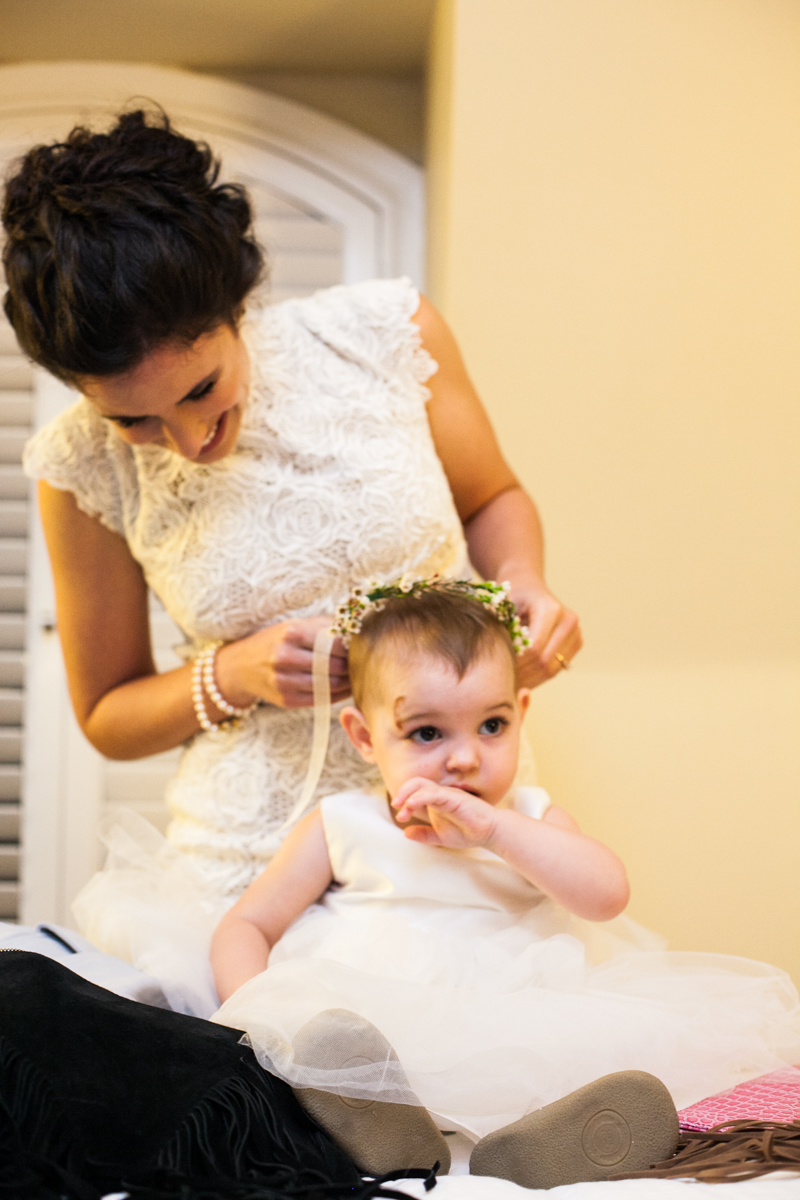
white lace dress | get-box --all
[23,278,470,1010]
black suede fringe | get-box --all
[155,1056,357,1180]
[0,1033,438,1200]
[0,1034,72,1158]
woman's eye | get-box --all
[410,726,440,745]
[110,416,147,429]
[185,379,216,402]
[480,717,507,736]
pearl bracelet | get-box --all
[192,648,223,733]
[191,644,256,733]
[202,644,257,719]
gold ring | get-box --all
[555,653,569,671]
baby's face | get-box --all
[348,644,529,807]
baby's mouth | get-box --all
[449,783,481,797]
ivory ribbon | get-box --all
[274,626,334,837]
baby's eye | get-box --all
[409,725,441,745]
[480,717,507,736]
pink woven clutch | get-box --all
[678,1067,800,1132]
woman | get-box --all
[3,110,580,996]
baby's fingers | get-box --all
[403,824,442,846]
[392,777,436,810]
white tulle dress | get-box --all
[213,787,800,1142]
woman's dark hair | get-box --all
[1,108,264,384]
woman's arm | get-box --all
[393,778,629,922]
[211,810,333,1001]
[39,483,351,758]
[413,297,582,685]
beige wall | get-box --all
[212,72,425,162]
[428,0,800,981]
[0,0,434,73]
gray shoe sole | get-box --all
[469,1070,679,1188]
[291,1008,451,1177]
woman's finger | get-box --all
[541,613,583,673]
[525,603,562,656]
[283,617,346,653]
[271,649,349,686]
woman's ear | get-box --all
[340,706,376,762]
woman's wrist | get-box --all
[492,562,548,596]
[213,638,260,710]
[191,646,258,732]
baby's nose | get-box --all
[446,739,480,772]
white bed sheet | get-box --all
[393,1175,800,1200]
[389,1132,800,1200]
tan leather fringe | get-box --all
[612,1120,800,1183]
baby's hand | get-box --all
[392,778,499,849]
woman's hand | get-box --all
[510,581,583,688]
[215,616,350,710]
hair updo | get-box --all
[1,108,264,385]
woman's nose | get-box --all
[160,413,208,459]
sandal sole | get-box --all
[469,1069,679,1188]
[291,1008,451,1177]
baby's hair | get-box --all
[2,107,264,385]
[348,587,518,712]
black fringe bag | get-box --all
[0,952,438,1200]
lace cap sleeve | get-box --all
[23,399,129,537]
[292,277,438,399]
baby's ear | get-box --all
[339,706,376,762]
[517,687,531,717]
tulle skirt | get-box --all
[214,901,800,1141]
[73,810,229,1017]
[75,810,800,1143]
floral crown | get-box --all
[332,576,531,654]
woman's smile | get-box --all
[197,411,229,457]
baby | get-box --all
[212,584,630,994]
[211,582,799,1186]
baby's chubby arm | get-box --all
[393,779,629,922]
[211,809,333,1002]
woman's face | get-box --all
[79,324,250,463]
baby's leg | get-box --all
[291,1008,451,1176]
